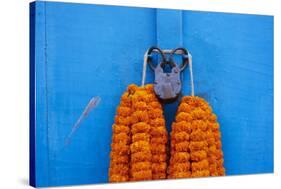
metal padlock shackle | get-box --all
[168,47,190,72]
[147,47,189,72]
[146,47,176,70]
[169,47,194,97]
[141,46,194,99]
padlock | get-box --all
[153,61,181,103]
[147,47,189,103]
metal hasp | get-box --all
[147,47,189,103]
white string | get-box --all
[141,50,149,87]
[188,53,195,96]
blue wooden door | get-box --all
[30,1,273,187]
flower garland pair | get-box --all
[109,84,225,182]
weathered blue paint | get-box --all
[30,2,50,187]
[182,11,273,175]
[156,9,184,134]
[30,1,273,187]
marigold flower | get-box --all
[131,151,152,163]
[217,167,225,175]
[189,141,208,151]
[114,115,131,126]
[109,164,129,175]
[215,150,224,159]
[111,143,130,155]
[169,172,191,179]
[112,133,131,144]
[208,156,217,164]
[131,92,147,104]
[112,124,130,134]
[192,120,208,131]
[109,175,129,182]
[131,122,150,134]
[191,170,210,177]
[119,101,131,107]
[208,145,217,154]
[130,170,153,181]
[176,112,193,122]
[127,84,138,94]
[150,118,165,127]
[171,121,192,133]
[151,154,166,163]
[131,162,152,172]
[170,162,191,173]
[149,109,163,119]
[145,94,158,103]
[209,164,218,175]
[130,141,150,153]
[190,130,207,141]
[150,137,168,144]
[216,141,222,149]
[148,101,162,109]
[132,101,148,111]
[210,122,220,131]
[117,106,131,117]
[217,159,224,166]
[170,152,190,163]
[171,131,190,142]
[144,84,154,92]
[200,104,212,112]
[191,159,209,171]
[177,103,193,113]
[131,110,149,124]
[209,114,217,122]
[120,92,131,104]
[132,133,150,143]
[181,96,193,103]
[213,131,221,140]
[152,162,167,173]
[150,127,167,137]
[152,173,166,180]
[206,132,216,145]
[172,141,189,152]
[151,144,166,154]
[109,154,129,164]
[190,150,207,161]
[191,108,208,120]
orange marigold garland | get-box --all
[109,84,168,182]
[168,96,225,178]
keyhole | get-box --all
[162,63,172,73]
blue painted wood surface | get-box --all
[30,1,273,187]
